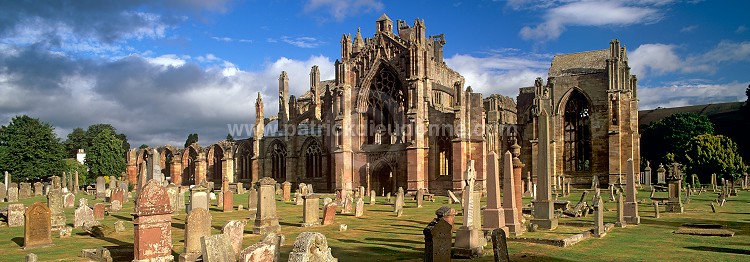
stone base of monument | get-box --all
[301,221,320,227]
[452,227,485,259]
[253,218,281,235]
[531,218,558,230]
[178,252,200,262]
[665,202,683,213]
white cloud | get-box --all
[630,41,750,77]
[638,81,747,110]
[304,0,384,21]
[629,43,681,77]
[280,36,325,48]
[445,53,549,97]
[518,1,665,41]
[737,25,747,33]
[680,25,698,32]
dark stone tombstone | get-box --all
[424,210,453,262]
[492,228,510,262]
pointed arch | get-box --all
[562,89,592,173]
[301,137,323,179]
[267,140,287,180]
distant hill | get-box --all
[639,101,749,162]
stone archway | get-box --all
[371,163,395,196]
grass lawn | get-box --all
[0,187,748,261]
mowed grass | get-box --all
[0,187,749,261]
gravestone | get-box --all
[62,172,67,189]
[59,226,72,238]
[483,151,507,234]
[295,193,303,206]
[93,203,105,220]
[435,206,457,226]
[24,202,53,249]
[95,176,106,200]
[282,181,292,202]
[260,232,285,262]
[109,177,116,191]
[217,190,223,209]
[114,220,126,232]
[302,194,320,227]
[19,182,32,198]
[253,177,281,234]
[201,234,235,262]
[8,182,18,202]
[180,208,211,262]
[46,188,65,230]
[593,189,606,237]
[73,171,79,194]
[342,194,354,214]
[653,202,660,218]
[239,242,276,262]
[222,190,234,212]
[110,200,122,213]
[322,202,337,225]
[322,197,332,207]
[416,188,424,208]
[448,190,460,204]
[247,187,258,212]
[166,184,179,215]
[63,193,75,208]
[223,220,247,256]
[147,148,164,182]
[33,182,43,196]
[616,191,625,227]
[491,228,510,262]
[74,203,94,228]
[354,198,364,217]
[423,210,453,262]
[657,164,666,184]
[288,232,337,262]
[133,180,173,262]
[386,192,391,203]
[623,159,640,224]
[26,253,37,262]
[666,163,684,213]
[8,203,25,227]
[189,184,209,213]
[3,171,8,190]
[394,187,404,215]
[370,190,376,205]
[453,160,484,258]
[0,182,5,202]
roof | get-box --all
[638,101,744,127]
[377,13,391,22]
[549,49,609,77]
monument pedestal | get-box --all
[624,202,641,224]
[531,199,558,230]
[452,226,484,259]
[665,202,683,213]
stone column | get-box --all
[531,109,557,230]
[482,151,507,235]
[623,159,640,224]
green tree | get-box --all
[64,127,87,158]
[63,158,89,184]
[85,128,126,178]
[184,133,199,148]
[641,113,715,167]
[684,134,747,182]
[226,133,235,142]
[139,144,149,149]
[0,115,65,182]
[84,124,130,151]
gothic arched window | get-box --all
[270,142,287,180]
[304,141,322,178]
[563,90,592,172]
[366,68,406,144]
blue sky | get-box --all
[0,0,748,147]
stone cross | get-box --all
[453,160,484,258]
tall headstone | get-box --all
[482,151,507,235]
[19,182,31,198]
[47,188,65,230]
[189,183,209,213]
[247,187,258,212]
[222,186,234,212]
[657,164,666,184]
[416,188,424,208]
[147,148,164,182]
[593,189,606,237]
[253,177,281,234]
[453,160,484,258]
[394,187,404,215]
[644,162,652,188]
[615,190,625,227]
[342,194,354,214]
[423,213,453,262]
[302,194,320,227]
[504,147,523,235]
[369,190,376,205]
[3,171,8,191]
[0,182,6,202]
[666,163,684,213]
[68,172,74,192]
[354,197,364,217]
[8,203,25,227]
[179,208,211,262]
[531,108,558,230]
[282,181,292,202]
[322,202,337,225]
[287,232,337,262]
[8,182,18,202]
[223,220,247,257]
[133,180,173,262]
[623,159,641,225]
[62,172,67,190]
[73,171,79,194]
[95,176,106,200]
[33,182,43,196]
[24,202,53,249]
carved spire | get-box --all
[354,27,364,53]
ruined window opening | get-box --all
[366,68,406,144]
[437,133,452,176]
[563,90,592,173]
[304,141,323,178]
[270,142,287,180]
